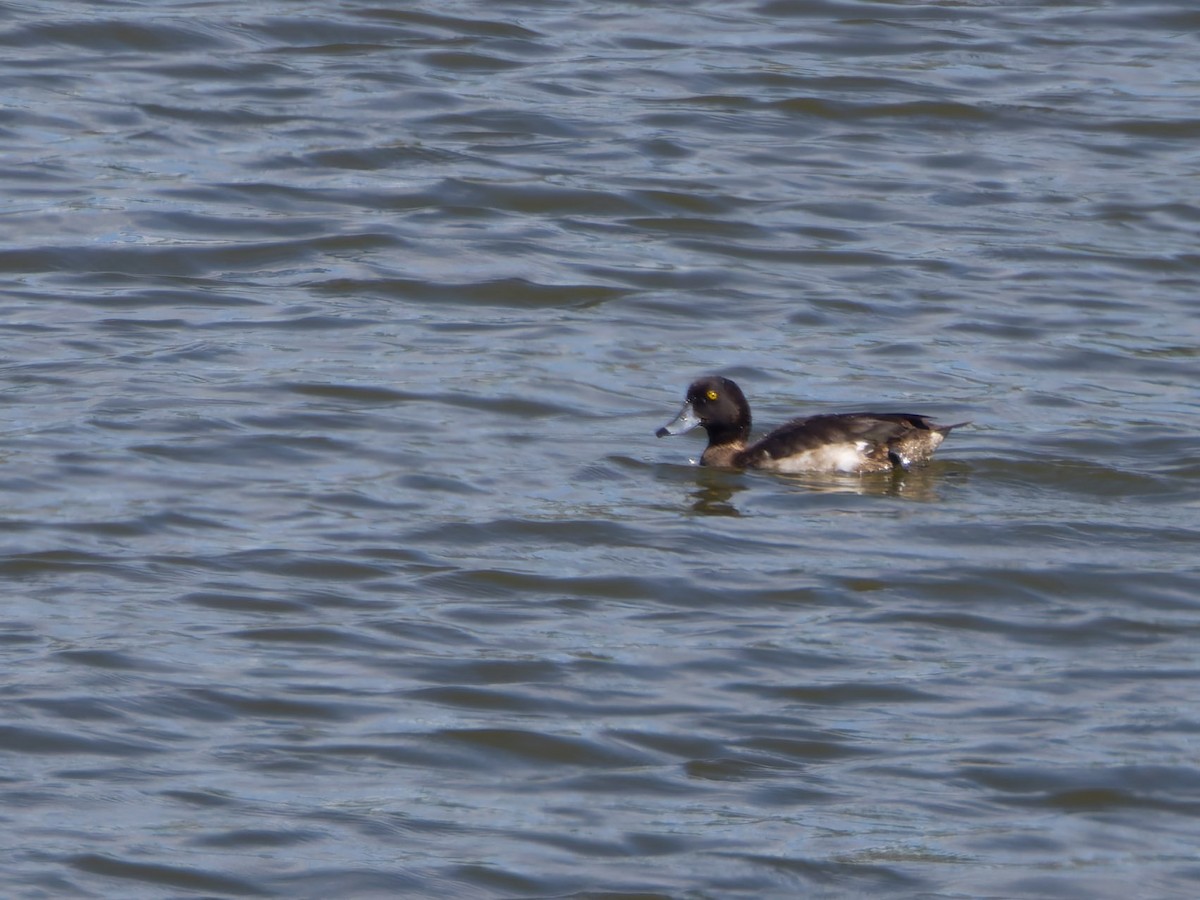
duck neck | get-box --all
[707,418,749,447]
[701,440,747,467]
[700,420,750,467]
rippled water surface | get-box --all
[3,1,1199,897]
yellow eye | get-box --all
[706,390,719,401]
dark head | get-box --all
[656,376,752,447]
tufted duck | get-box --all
[657,376,966,473]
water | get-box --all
[2,1,1198,897]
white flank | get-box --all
[760,441,869,474]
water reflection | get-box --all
[779,464,967,502]
[686,467,746,516]
[676,463,965,515]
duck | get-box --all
[656,375,966,474]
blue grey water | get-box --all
[2,1,1198,897]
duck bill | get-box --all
[656,402,701,437]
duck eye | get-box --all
[705,390,719,401]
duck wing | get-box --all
[739,412,941,466]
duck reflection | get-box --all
[779,464,961,501]
[687,467,746,516]
[676,462,966,515]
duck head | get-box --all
[656,376,752,447]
